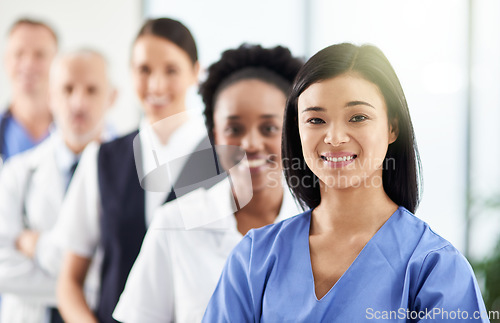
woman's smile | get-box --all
[320,152,357,168]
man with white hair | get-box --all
[0,49,116,323]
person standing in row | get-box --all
[113,44,304,323]
[56,18,210,323]
[1,18,57,163]
[203,43,488,322]
[0,49,116,323]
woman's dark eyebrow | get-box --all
[227,114,279,120]
[301,101,374,113]
[301,107,326,113]
[260,114,280,119]
[345,100,375,109]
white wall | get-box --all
[0,0,143,135]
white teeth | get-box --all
[247,159,267,167]
[323,155,354,162]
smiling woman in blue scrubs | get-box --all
[202,43,489,322]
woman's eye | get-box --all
[261,124,280,136]
[64,85,73,94]
[166,67,178,75]
[350,115,368,122]
[307,117,325,124]
[87,86,97,95]
[138,65,151,75]
[35,51,45,60]
[224,126,242,136]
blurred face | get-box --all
[298,73,397,190]
[131,35,198,123]
[4,24,57,96]
[213,79,286,193]
[50,53,115,149]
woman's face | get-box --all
[297,73,397,190]
[213,79,286,193]
[131,35,198,123]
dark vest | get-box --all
[96,130,221,323]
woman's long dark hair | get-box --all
[282,43,422,213]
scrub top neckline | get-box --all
[305,206,403,302]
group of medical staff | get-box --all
[0,15,491,323]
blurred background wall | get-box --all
[1,0,500,302]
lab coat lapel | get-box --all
[24,139,64,231]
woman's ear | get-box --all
[389,118,399,144]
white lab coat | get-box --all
[113,178,303,323]
[0,133,101,323]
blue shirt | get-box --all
[0,111,48,162]
[203,207,489,322]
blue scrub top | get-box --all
[203,207,489,322]
[0,111,48,162]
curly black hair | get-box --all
[199,44,303,143]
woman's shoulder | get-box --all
[242,210,311,253]
[251,208,309,233]
[400,210,485,315]
[393,208,475,284]
[394,207,458,258]
[222,210,310,278]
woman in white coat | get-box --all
[56,18,209,323]
[113,44,304,323]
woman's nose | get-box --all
[147,72,167,93]
[240,128,264,153]
[324,123,350,146]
